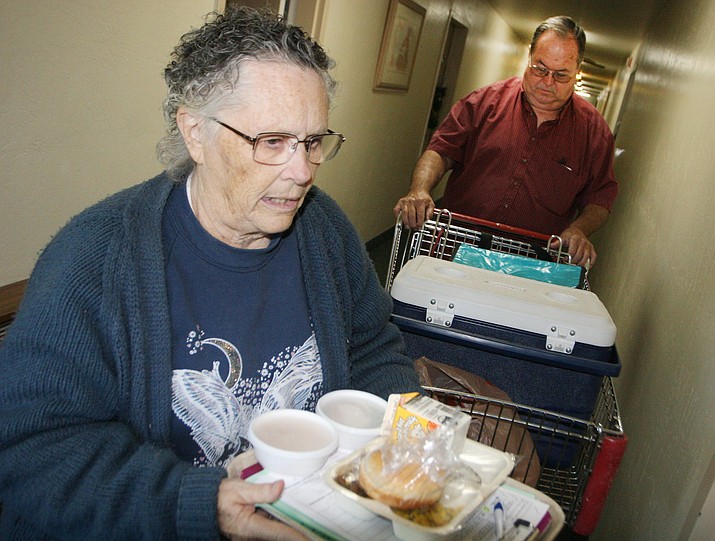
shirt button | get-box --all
[504,203,509,208]
[522,158,528,163]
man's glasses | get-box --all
[528,63,575,84]
[210,118,345,166]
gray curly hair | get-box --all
[157,7,337,180]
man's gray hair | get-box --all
[157,7,337,180]
[529,16,586,65]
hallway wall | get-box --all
[0,0,216,286]
[308,0,525,242]
[0,0,523,287]
[587,0,715,537]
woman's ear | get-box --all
[176,107,206,165]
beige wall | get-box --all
[1,0,217,285]
[0,0,522,285]
[600,43,641,141]
[588,0,715,537]
[315,0,523,241]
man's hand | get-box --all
[394,150,452,229]
[554,227,596,268]
[217,478,310,541]
[555,204,610,268]
[393,190,435,229]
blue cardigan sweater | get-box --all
[0,173,420,540]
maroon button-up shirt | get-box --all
[428,77,618,236]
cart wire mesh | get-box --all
[423,372,625,528]
[385,208,589,292]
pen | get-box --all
[558,157,573,171]
[493,500,505,540]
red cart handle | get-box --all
[437,209,554,243]
[572,434,628,535]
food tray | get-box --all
[324,436,515,539]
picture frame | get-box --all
[373,0,426,92]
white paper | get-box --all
[246,451,552,541]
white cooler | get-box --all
[390,256,620,421]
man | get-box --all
[394,16,618,268]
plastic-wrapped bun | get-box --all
[359,447,443,509]
[358,420,480,511]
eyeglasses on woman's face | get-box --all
[210,118,345,166]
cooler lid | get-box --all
[390,256,617,348]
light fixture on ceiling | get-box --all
[582,57,606,69]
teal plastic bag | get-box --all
[452,244,584,288]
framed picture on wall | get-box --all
[373,0,426,92]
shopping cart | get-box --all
[386,209,626,534]
[385,208,589,293]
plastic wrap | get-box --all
[415,357,541,487]
[327,434,516,539]
[360,421,481,513]
[452,244,585,288]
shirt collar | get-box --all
[519,84,574,126]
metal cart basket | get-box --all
[386,209,626,534]
[423,377,626,534]
[385,208,588,293]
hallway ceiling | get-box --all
[484,0,669,94]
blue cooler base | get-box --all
[391,302,620,467]
[401,328,602,420]
[400,327,605,468]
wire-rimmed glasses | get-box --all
[210,118,345,165]
[527,63,575,84]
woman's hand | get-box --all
[217,478,310,540]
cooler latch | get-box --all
[546,325,576,354]
[426,298,455,327]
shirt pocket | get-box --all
[534,156,587,216]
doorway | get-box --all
[423,16,468,150]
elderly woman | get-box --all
[0,8,421,540]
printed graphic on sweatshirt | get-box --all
[172,329,322,467]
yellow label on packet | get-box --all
[393,394,439,441]
[381,393,470,453]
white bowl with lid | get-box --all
[247,409,338,477]
[316,389,388,451]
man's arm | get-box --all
[554,204,610,268]
[393,150,454,229]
